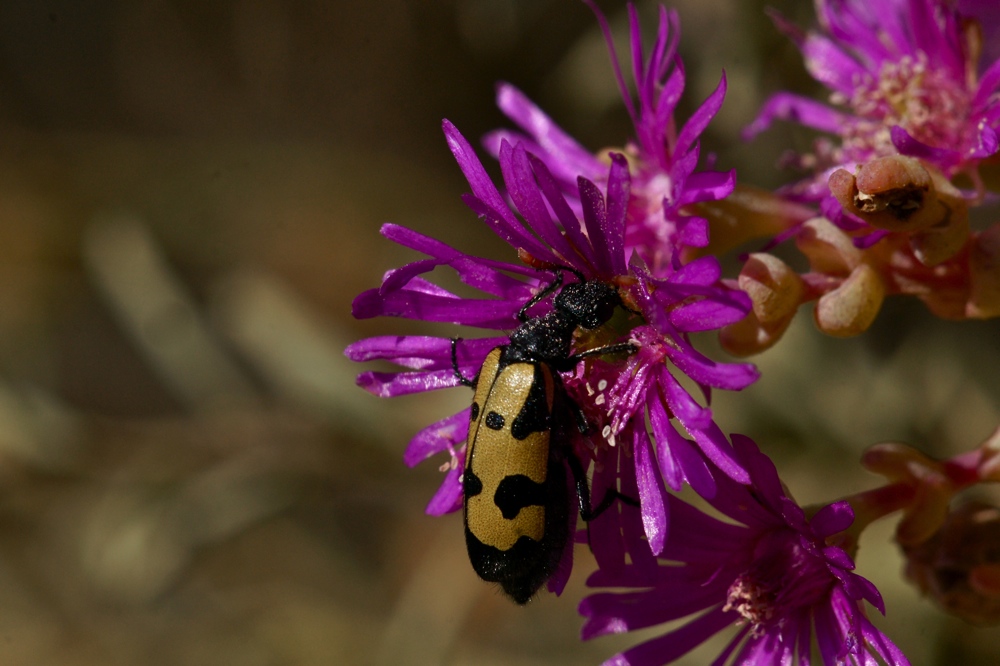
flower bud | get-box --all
[829,156,940,233]
[795,217,861,275]
[903,501,1000,625]
[829,156,971,266]
[738,253,805,325]
[967,224,1000,318]
[719,309,792,357]
[814,264,885,337]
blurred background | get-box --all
[1,0,999,664]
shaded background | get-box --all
[1,0,999,664]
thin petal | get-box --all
[495,82,605,181]
[674,72,727,160]
[593,606,735,666]
[634,426,669,555]
[744,92,852,139]
[810,500,855,537]
[426,462,464,515]
[404,409,470,467]
[356,368,462,397]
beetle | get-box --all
[451,269,637,604]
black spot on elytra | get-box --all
[463,470,483,497]
[494,474,547,519]
[511,364,551,440]
[485,411,504,430]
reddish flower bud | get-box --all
[903,501,1000,625]
[968,224,1000,318]
[719,308,793,357]
[796,217,861,275]
[814,264,885,337]
[738,253,805,325]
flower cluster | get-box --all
[723,0,1000,354]
[583,435,904,666]
[346,0,1000,664]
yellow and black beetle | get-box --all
[452,269,637,604]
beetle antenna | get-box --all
[557,265,587,284]
[518,270,565,322]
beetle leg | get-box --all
[565,452,639,522]
[569,341,637,364]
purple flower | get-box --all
[581,434,910,666]
[484,2,735,277]
[746,0,1000,198]
[346,119,758,577]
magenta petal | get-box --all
[588,445,632,574]
[679,169,735,204]
[579,176,614,275]
[444,120,521,232]
[973,57,1000,109]
[744,91,850,139]
[344,335,446,366]
[664,342,759,390]
[668,296,751,333]
[584,0,638,124]
[813,598,847,664]
[801,32,865,95]
[668,427,717,498]
[810,499,855,537]
[615,440,659,572]
[500,140,582,264]
[593,606,735,666]
[890,124,960,163]
[972,124,1000,158]
[345,335,500,371]
[732,625,794,666]
[839,569,886,615]
[671,255,721,285]
[528,153,600,271]
[495,82,605,181]
[674,72,726,160]
[460,193,556,265]
[730,433,789,503]
[352,285,520,328]
[659,366,713,431]
[689,420,751,485]
[356,368,461,397]
[662,494,748,558]
[603,154,631,276]
[581,580,725,637]
[379,258,444,293]
[907,0,961,75]
[823,545,856,570]
[859,615,909,664]
[444,120,556,262]
[404,409,470,467]
[676,215,710,248]
[425,463,463,516]
[646,392,683,492]
[634,426,669,555]
[381,224,541,299]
